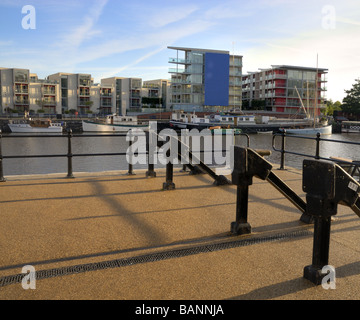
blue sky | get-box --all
[0,0,359,102]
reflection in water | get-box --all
[2,132,360,175]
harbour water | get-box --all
[2,132,360,176]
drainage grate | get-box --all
[0,229,312,288]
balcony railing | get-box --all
[169,58,191,64]
[14,77,28,83]
[14,88,29,94]
[14,99,30,105]
[168,68,192,74]
[43,90,56,95]
[229,71,242,77]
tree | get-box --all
[342,79,360,113]
[325,99,342,116]
[251,99,266,110]
[141,97,163,108]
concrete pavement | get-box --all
[0,167,359,300]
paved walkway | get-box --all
[0,167,359,300]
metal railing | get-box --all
[0,130,139,181]
[0,129,250,182]
[272,131,360,175]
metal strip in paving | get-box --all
[0,229,312,288]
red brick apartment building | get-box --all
[242,65,328,116]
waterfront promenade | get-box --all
[0,167,359,300]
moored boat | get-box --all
[280,124,332,135]
[8,118,63,133]
[82,114,149,132]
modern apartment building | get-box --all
[101,77,144,115]
[0,68,61,114]
[142,79,171,109]
[0,68,30,113]
[48,73,93,114]
[242,65,328,115]
[29,73,61,114]
[90,83,114,115]
[168,46,242,112]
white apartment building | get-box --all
[29,73,61,114]
[48,73,93,114]
[0,68,172,116]
[142,79,171,109]
[90,83,115,115]
[0,68,30,113]
[0,68,62,114]
[101,77,143,115]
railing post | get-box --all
[0,130,6,182]
[127,136,135,175]
[315,132,321,160]
[280,130,286,170]
[163,136,175,190]
[230,147,252,235]
[145,130,156,178]
[302,159,337,285]
[66,128,74,179]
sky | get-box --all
[0,0,359,103]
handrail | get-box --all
[0,129,248,181]
[272,131,360,170]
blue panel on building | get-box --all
[204,52,229,106]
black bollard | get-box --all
[162,136,176,190]
[0,130,6,182]
[66,128,75,179]
[145,131,156,178]
[163,157,175,190]
[230,147,254,235]
[302,159,338,285]
[127,136,135,175]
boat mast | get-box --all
[314,54,319,129]
[307,81,310,117]
[295,86,310,119]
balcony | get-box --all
[168,68,193,74]
[78,98,91,106]
[79,89,90,96]
[169,58,191,64]
[43,89,56,95]
[229,71,242,77]
[79,80,91,87]
[266,74,287,80]
[131,93,141,98]
[14,99,30,105]
[14,86,28,94]
[170,78,192,84]
[14,76,28,83]
[230,61,242,67]
[43,100,56,106]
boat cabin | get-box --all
[171,112,209,124]
[105,114,138,125]
[210,114,256,124]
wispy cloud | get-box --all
[59,0,108,49]
[147,5,198,28]
[93,18,215,80]
[99,45,168,79]
[0,40,13,46]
